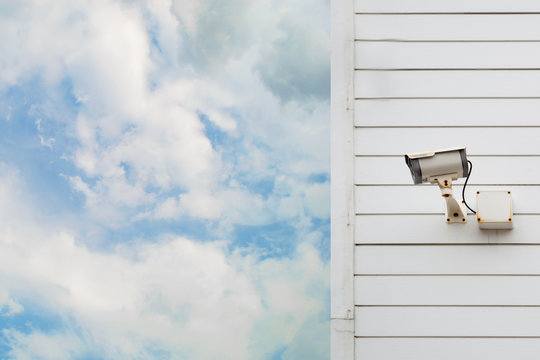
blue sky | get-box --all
[0,0,329,359]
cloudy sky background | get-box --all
[0,0,330,359]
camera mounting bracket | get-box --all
[433,175,467,224]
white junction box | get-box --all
[476,190,513,230]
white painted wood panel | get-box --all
[355,338,540,360]
[354,245,540,274]
[355,15,540,40]
[331,0,355,358]
[355,185,531,214]
[355,157,540,185]
[332,319,355,360]
[355,70,540,98]
[354,128,540,156]
[355,0,540,13]
[354,99,540,126]
[355,215,540,244]
[331,0,356,327]
[355,276,540,305]
[355,42,540,69]
[355,307,540,336]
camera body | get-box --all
[405,146,468,184]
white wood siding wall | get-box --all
[336,1,540,359]
[331,0,355,358]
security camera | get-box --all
[405,146,469,224]
[405,147,468,185]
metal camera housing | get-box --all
[405,146,469,224]
[405,147,468,185]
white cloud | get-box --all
[4,330,84,360]
[0,294,22,317]
[242,241,330,359]
[171,0,255,70]
[0,0,330,231]
[256,0,330,102]
[304,182,331,219]
[0,0,330,356]
[0,166,328,359]
[64,1,150,120]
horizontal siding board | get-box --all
[355,215,538,244]
[355,276,540,305]
[355,157,540,185]
[355,0,540,13]
[355,70,540,98]
[355,338,540,360]
[355,42,540,69]
[354,128,540,156]
[354,99,540,126]
[355,14,540,40]
[355,307,540,336]
[354,245,540,274]
[355,185,528,214]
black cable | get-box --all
[462,160,476,214]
